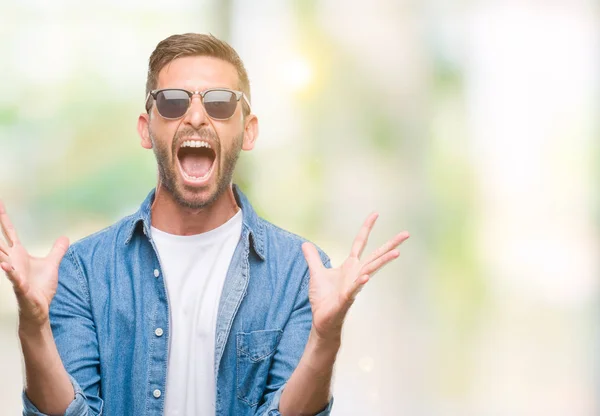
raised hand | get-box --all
[0,201,69,329]
[302,213,409,341]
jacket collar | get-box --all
[125,184,265,260]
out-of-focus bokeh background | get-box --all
[1,0,598,415]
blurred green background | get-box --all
[0,1,598,415]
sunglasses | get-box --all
[145,88,251,120]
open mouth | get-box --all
[176,139,216,183]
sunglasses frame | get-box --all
[145,88,252,120]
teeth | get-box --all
[181,140,212,149]
[182,170,211,181]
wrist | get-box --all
[18,319,51,340]
[308,327,342,352]
[293,328,340,378]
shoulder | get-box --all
[257,217,331,268]
[66,213,139,263]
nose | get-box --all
[182,94,208,129]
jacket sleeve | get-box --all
[22,248,103,416]
[255,255,334,416]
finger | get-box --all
[0,250,10,264]
[361,249,400,277]
[1,262,29,295]
[302,242,324,275]
[0,239,8,256]
[47,236,70,267]
[346,274,370,300]
[0,200,19,247]
[363,231,409,266]
[349,212,379,259]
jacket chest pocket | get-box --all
[236,329,283,407]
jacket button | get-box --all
[155,328,164,337]
[154,269,160,278]
[153,389,161,398]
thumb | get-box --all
[301,242,323,275]
[47,236,70,267]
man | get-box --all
[0,33,409,415]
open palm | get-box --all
[0,201,69,327]
[302,213,409,340]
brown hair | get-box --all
[146,33,251,115]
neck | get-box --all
[150,184,240,235]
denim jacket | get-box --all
[23,185,333,416]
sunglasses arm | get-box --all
[241,94,252,114]
[144,92,154,113]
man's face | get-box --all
[138,55,256,209]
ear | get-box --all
[137,113,153,149]
[241,114,259,151]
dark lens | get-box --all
[156,90,190,119]
[203,90,237,119]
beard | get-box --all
[150,126,243,210]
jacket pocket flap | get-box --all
[237,329,283,362]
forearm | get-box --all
[279,328,340,416]
[19,321,74,415]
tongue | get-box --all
[180,153,213,178]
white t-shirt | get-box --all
[150,210,243,416]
